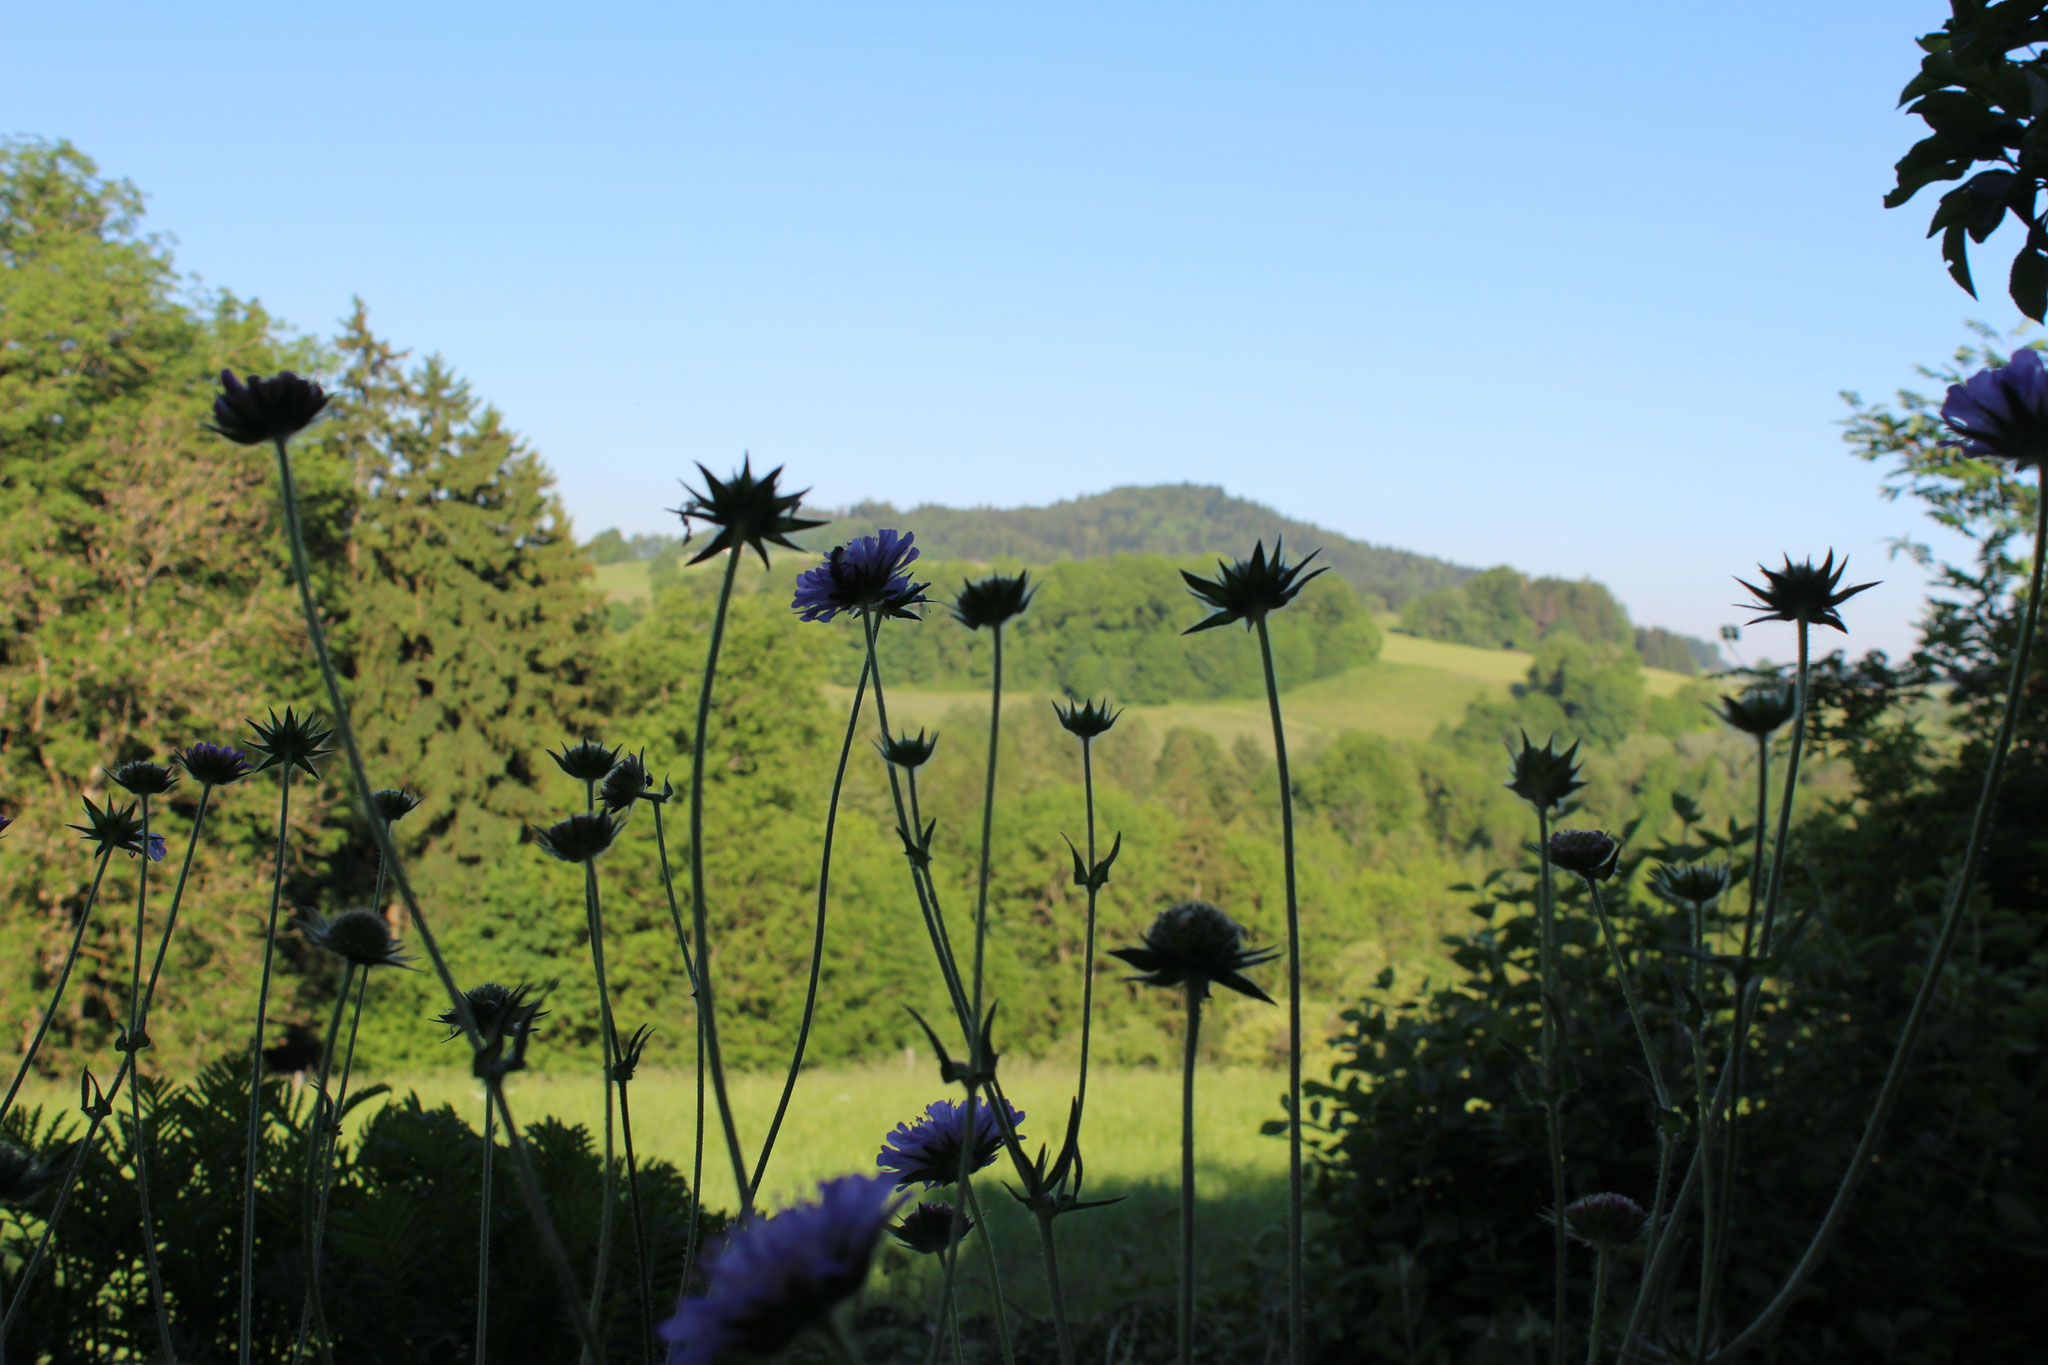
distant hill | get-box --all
[841,484,1472,610]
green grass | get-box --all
[592,560,653,603]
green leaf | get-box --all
[2011,239,2048,320]
[1944,219,1980,295]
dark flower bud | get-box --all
[1182,538,1327,634]
[208,369,330,445]
[599,752,658,813]
[876,728,939,769]
[1649,862,1729,907]
[1546,829,1620,882]
[1734,552,1876,634]
[611,1024,656,1084]
[791,530,929,623]
[1052,697,1122,739]
[891,1200,972,1254]
[877,1098,1026,1189]
[549,738,620,784]
[1713,680,1797,737]
[1504,731,1586,814]
[262,1024,324,1076]
[299,909,413,969]
[68,796,148,860]
[436,980,550,1043]
[671,458,825,567]
[1560,1192,1647,1251]
[0,1142,69,1208]
[246,707,336,779]
[1109,900,1280,1003]
[535,811,622,862]
[1939,346,2048,467]
[175,742,252,788]
[952,571,1035,631]
[371,788,423,823]
[109,760,178,796]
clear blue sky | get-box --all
[3,0,2019,659]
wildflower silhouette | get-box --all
[892,1200,972,1254]
[674,458,823,566]
[1939,344,2048,466]
[174,741,251,787]
[1734,551,1876,633]
[791,529,929,622]
[207,369,329,444]
[952,570,1035,630]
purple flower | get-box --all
[658,1174,898,1365]
[175,742,252,788]
[876,1096,1024,1189]
[145,833,167,863]
[0,812,11,839]
[790,529,929,623]
[1940,346,2048,468]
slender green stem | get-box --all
[1035,1209,1078,1365]
[126,792,173,1361]
[619,1077,655,1365]
[652,798,709,1299]
[750,659,869,1200]
[1,850,112,1123]
[306,968,369,1365]
[269,435,595,1348]
[1620,1059,1735,1361]
[475,1098,495,1365]
[242,765,295,1364]
[1583,881,1671,1110]
[1075,738,1100,1135]
[962,1175,1015,1365]
[2,1085,112,1340]
[968,625,1004,1059]
[686,547,752,1217]
[1710,483,2048,1362]
[904,767,969,1026]
[651,800,700,993]
[583,861,620,1361]
[1178,988,1204,1365]
[1253,615,1306,1365]
[134,783,215,1042]
[1534,805,1568,1365]
[290,959,356,1365]
[1587,1249,1613,1365]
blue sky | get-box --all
[2,1,2021,659]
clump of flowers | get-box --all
[1939,345,2048,467]
[208,370,330,445]
[658,1173,899,1364]
[791,530,929,623]
[877,1097,1026,1189]
[175,742,252,787]
[1110,901,1279,1003]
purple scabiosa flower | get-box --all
[877,1097,1025,1189]
[658,1173,899,1365]
[891,1200,972,1255]
[791,530,929,623]
[1734,552,1876,634]
[1558,1192,1647,1251]
[1939,347,2048,468]
[145,833,167,863]
[175,742,252,788]
[1546,829,1620,882]
[208,370,330,445]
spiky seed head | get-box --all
[1109,900,1281,1003]
[1560,1192,1648,1251]
[1713,680,1798,737]
[599,752,657,813]
[1505,731,1586,814]
[672,458,825,568]
[300,909,413,969]
[208,369,330,445]
[175,742,252,788]
[1733,552,1877,634]
[952,571,1035,631]
[1547,829,1621,882]
[68,795,148,860]
[790,530,929,623]
[534,811,621,862]
[246,707,336,780]
[436,980,550,1042]
[891,1200,972,1254]
[1939,346,2048,468]
[1052,697,1122,740]
[1181,538,1328,634]
[1649,862,1730,908]
[371,787,423,823]
[876,728,940,769]
[108,760,178,796]
[548,738,620,784]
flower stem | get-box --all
[0,849,112,1124]
[127,792,173,1361]
[1534,805,1569,1365]
[1074,737,1100,1136]
[475,1097,495,1365]
[1583,880,1672,1110]
[268,435,596,1350]
[307,965,368,1365]
[968,625,1004,1063]
[1709,480,2048,1362]
[652,799,709,1299]
[686,546,752,1218]
[750,658,870,1201]
[1586,1248,1613,1365]
[290,959,356,1365]
[1,1076,113,1342]
[962,1174,1015,1365]
[241,764,296,1365]
[1178,988,1204,1365]
[583,861,621,1362]
[483,1078,607,1363]
[618,1074,655,1365]
[1034,1209,1078,1365]
[1253,614,1306,1365]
